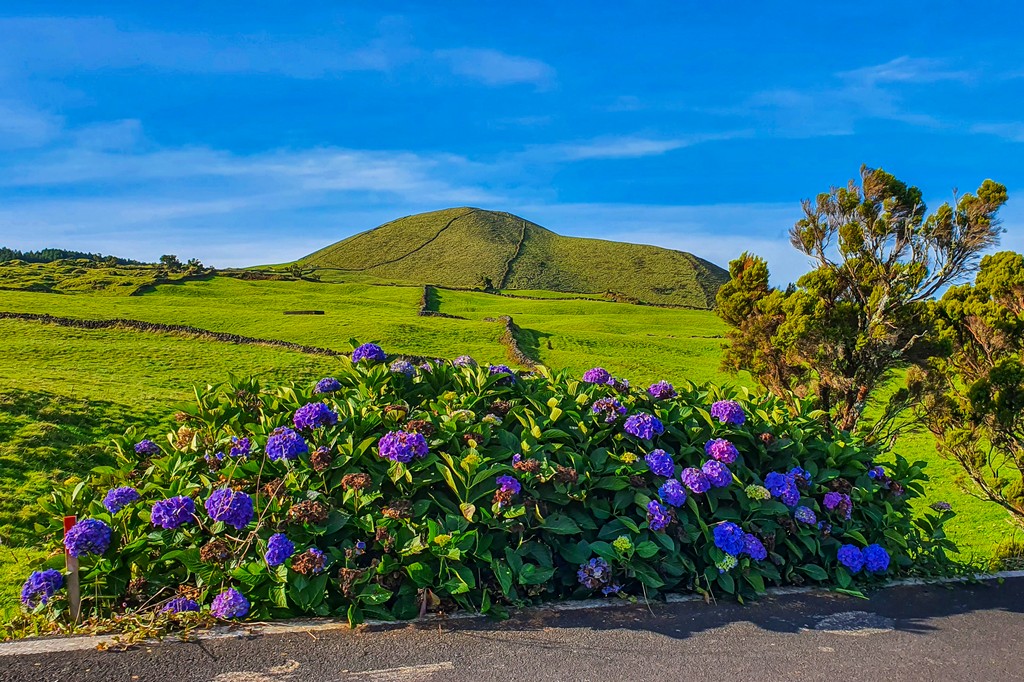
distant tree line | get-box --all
[0,246,144,265]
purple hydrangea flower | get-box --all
[823,492,853,520]
[789,467,812,486]
[313,377,341,394]
[453,355,477,368]
[647,380,677,400]
[226,436,251,459]
[709,400,746,426]
[162,597,200,614]
[582,367,612,384]
[659,479,687,507]
[293,402,338,431]
[868,466,886,480]
[205,488,254,530]
[794,506,817,525]
[151,496,197,530]
[389,360,416,377]
[63,519,112,557]
[743,533,768,561]
[352,343,385,363]
[608,377,630,393]
[103,486,140,514]
[646,500,671,531]
[624,413,664,440]
[837,544,865,573]
[21,569,63,607]
[265,533,295,567]
[211,588,250,619]
[488,365,516,384]
[681,467,711,494]
[134,439,161,456]
[591,397,627,423]
[863,544,890,573]
[644,449,675,477]
[577,557,612,589]
[265,427,308,461]
[302,548,327,574]
[378,430,429,463]
[602,584,622,596]
[765,472,800,506]
[704,438,739,464]
[496,475,521,495]
[701,460,732,488]
[713,522,746,556]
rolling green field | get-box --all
[0,271,1016,616]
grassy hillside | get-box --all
[299,207,729,308]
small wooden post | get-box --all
[63,515,81,622]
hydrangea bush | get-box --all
[24,352,956,626]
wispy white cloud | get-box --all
[970,122,1024,142]
[434,48,555,88]
[0,100,63,148]
[533,131,750,161]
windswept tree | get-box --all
[924,251,1024,523]
[717,165,1007,437]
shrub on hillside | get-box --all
[23,352,956,625]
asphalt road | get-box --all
[3,577,1023,682]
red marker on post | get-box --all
[63,515,81,622]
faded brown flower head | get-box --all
[462,433,478,445]
[261,477,287,501]
[829,478,854,494]
[405,419,435,437]
[381,500,413,520]
[174,427,198,451]
[629,475,646,488]
[493,488,515,507]
[337,568,365,597]
[120,577,149,610]
[176,584,201,601]
[310,447,333,472]
[759,432,776,445]
[554,465,578,485]
[384,405,408,420]
[341,473,373,491]
[174,411,194,424]
[375,526,394,551]
[489,400,512,417]
[288,500,329,525]
[291,549,326,576]
[200,540,232,564]
[513,458,541,474]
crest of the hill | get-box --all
[298,208,728,308]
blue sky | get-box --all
[1,2,1022,281]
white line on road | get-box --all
[344,662,455,681]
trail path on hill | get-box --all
[4,576,1023,681]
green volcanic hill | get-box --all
[298,207,728,307]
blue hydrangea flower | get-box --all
[211,588,250,619]
[162,597,200,614]
[789,467,812,486]
[702,460,732,488]
[134,439,161,456]
[265,533,295,567]
[577,557,612,589]
[496,475,521,495]
[389,360,416,377]
[151,496,197,530]
[713,522,746,556]
[624,413,664,440]
[837,544,865,573]
[602,584,622,596]
[647,380,677,400]
[681,467,711,494]
[863,544,890,573]
[583,367,612,384]
[63,518,112,557]
[709,400,746,425]
[293,402,338,431]
[646,500,671,531]
[794,506,817,525]
[765,472,800,506]
[313,377,341,394]
[644,449,675,477]
[378,430,429,463]
[352,343,385,363]
[453,355,477,368]
[704,438,739,464]
[225,436,251,459]
[103,486,140,514]
[591,397,626,423]
[265,427,308,461]
[743,533,768,561]
[21,569,63,607]
[205,488,254,530]
[658,479,687,507]
[868,466,886,480]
